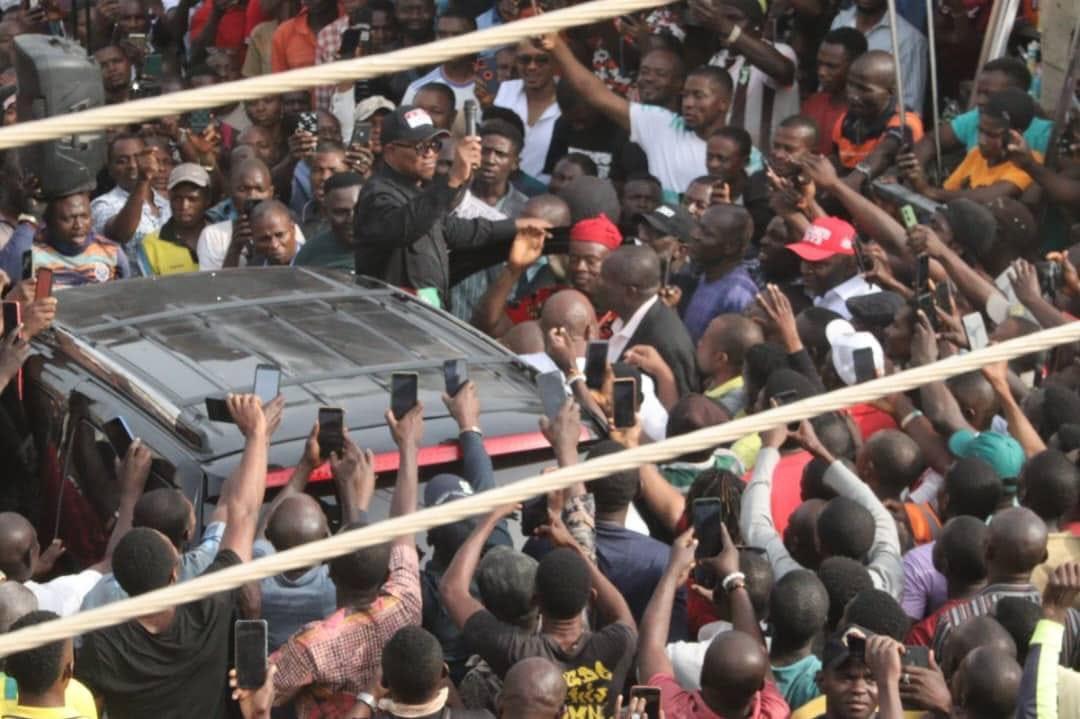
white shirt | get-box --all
[628,103,707,197]
[831,6,928,112]
[519,351,668,442]
[709,42,800,149]
[493,79,561,181]
[813,274,879,319]
[196,219,307,270]
[90,185,171,275]
[402,66,476,109]
[607,295,659,363]
[25,569,103,617]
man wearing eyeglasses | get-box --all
[493,41,561,183]
[354,105,550,310]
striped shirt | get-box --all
[31,231,130,288]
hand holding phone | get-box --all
[443,359,467,397]
[103,417,135,457]
[390,372,418,420]
[900,204,918,232]
[628,686,662,718]
[253,364,281,405]
[691,497,724,586]
[34,269,53,300]
[537,371,567,421]
[584,341,608,390]
[351,121,373,147]
[234,619,268,690]
[317,407,345,458]
[612,377,637,428]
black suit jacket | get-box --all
[623,299,700,397]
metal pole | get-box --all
[885,0,908,144]
[924,0,943,177]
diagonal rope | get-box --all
[0,320,1077,657]
[0,0,672,150]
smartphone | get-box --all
[1036,261,1062,296]
[34,268,53,300]
[443,359,467,397]
[205,397,233,423]
[852,347,876,384]
[612,377,637,429]
[520,494,549,536]
[143,53,163,79]
[339,24,370,59]
[390,372,418,420]
[900,204,918,231]
[962,312,988,350]
[537,370,567,421]
[233,619,268,690]
[126,32,147,49]
[935,279,952,310]
[902,645,931,668]
[463,99,479,137]
[692,497,724,586]
[102,417,134,457]
[20,249,32,281]
[847,634,867,661]
[351,121,372,147]
[659,257,671,287]
[917,292,938,330]
[317,407,345,458]
[297,111,318,135]
[1,301,20,340]
[584,341,608,390]
[629,686,661,718]
[771,388,802,432]
[915,254,930,292]
[189,109,211,134]
[252,364,281,405]
[852,239,867,273]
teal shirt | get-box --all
[294,229,354,270]
[950,109,1053,154]
[772,654,822,711]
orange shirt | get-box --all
[832,110,925,169]
[271,10,318,72]
[943,148,1042,192]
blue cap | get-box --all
[423,473,473,507]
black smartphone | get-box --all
[659,257,671,287]
[103,417,135,457]
[317,407,345,458]
[917,292,938,330]
[233,619,268,690]
[771,388,802,432]
[915,253,930,293]
[537,370,566,421]
[852,238,868,273]
[339,24,370,59]
[902,646,931,669]
[205,397,234,423]
[612,377,637,429]
[252,364,281,405]
[390,372,418,420]
[584,341,608,390]
[463,99,479,137]
[852,347,876,384]
[847,634,867,661]
[1036,261,1062,296]
[520,494,548,536]
[34,268,53,299]
[20,249,32,281]
[297,111,318,135]
[629,686,661,718]
[935,279,953,309]
[1,301,20,340]
[351,121,373,147]
[242,198,261,216]
[443,359,467,397]
[692,497,724,586]
[189,109,211,134]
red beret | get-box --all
[569,213,623,251]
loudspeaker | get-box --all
[14,34,106,198]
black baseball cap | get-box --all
[380,105,450,145]
[637,203,695,243]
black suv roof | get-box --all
[43,268,550,476]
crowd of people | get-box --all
[0,0,1077,717]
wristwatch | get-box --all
[852,161,873,181]
[354,692,377,713]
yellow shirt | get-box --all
[943,148,1043,192]
[0,673,98,719]
[139,229,199,276]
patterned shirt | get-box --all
[32,232,130,288]
[89,185,170,276]
[314,16,350,111]
[271,544,421,719]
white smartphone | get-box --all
[962,312,989,351]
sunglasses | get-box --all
[516,53,551,67]
[392,138,443,155]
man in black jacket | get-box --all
[353,105,549,310]
[601,245,700,396]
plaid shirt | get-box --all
[271,544,421,719]
[931,582,1080,668]
[314,16,350,111]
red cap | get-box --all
[569,213,623,251]
[787,217,857,261]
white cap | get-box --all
[826,319,884,386]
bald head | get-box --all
[701,204,754,245]
[953,647,1022,719]
[0,513,37,582]
[250,198,292,226]
[942,615,1016,680]
[700,631,768,715]
[604,245,661,289]
[266,495,330,551]
[0,581,37,633]
[851,50,896,88]
[987,506,1048,580]
[539,289,597,338]
[700,315,764,367]
[948,372,999,430]
[230,157,272,187]
[521,194,571,228]
[498,657,567,718]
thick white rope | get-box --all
[0,0,672,150]
[0,320,1077,656]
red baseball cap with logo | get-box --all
[787,217,858,262]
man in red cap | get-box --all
[472,213,623,339]
[787,216,879,319]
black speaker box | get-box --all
[14,34,106,198]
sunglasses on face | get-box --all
[516,53,550,67]
[392,138,443,155]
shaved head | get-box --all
[539,289,597,338]
[0,581,37,632]
[266,495,330,551]
[603,245,661,290]
[942,615,1016,680]
[700,631,769,716]
[230,157,272,187]
[498,657,567,718]
[953,647,1022,719]
[851,50,896,88]
[0,513,37,582]
[521,194,571,228]
[986,507,1048,580]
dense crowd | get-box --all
[0,0,1077,717]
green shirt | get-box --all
[294,228,353,270]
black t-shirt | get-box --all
[542,117,648,183]
[463,610,637,718]
[75,550,242,719]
